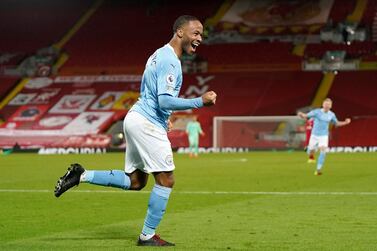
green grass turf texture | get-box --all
[1,152,377,251]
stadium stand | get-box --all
[198,43,301,72]
[0,76,139,148]
[0,77,19,102]
[0,0,94,53]
[0,71,321,148]
[60,0,222,75]
[305,41,376,58]
[360,0,377,25]
[329,72,377,117]
[167,71,321,147]
[328,0,356,23]
[327,71,377,146]
[0,0,376,150]
[0,0,95,113]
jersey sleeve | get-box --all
[158,94,203,110]
[157,57,178,97]
[331,113,339,124]
[307,109,317,119]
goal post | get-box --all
[213,116,306,149]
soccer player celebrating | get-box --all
[54,15,217,246]
[298,98,351,175]
[186,115,205,157]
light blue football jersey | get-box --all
[130,44,182,130]
[307,108,338,136]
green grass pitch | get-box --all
[1,152,377,250]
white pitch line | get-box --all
[1,189,377,195]
[222,158,248,162]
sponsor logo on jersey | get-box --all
[166,74,175,92]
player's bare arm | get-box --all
[297,111,308,119]
[336,118,351,127]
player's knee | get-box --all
[153,171,175,188]
[158,175,175,188]
[159,177,174,188]
[129,176,147,190]
[130,181,147,190]
[164,177,175,188]
[128,170,148,190]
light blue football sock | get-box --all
[317,151,326,170]
[142,184,172,236]
[83,170,130,190]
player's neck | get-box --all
[168,37,182,58]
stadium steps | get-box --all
[292,43,306,57]
[311,72,335,107]
[346,0,368,23]
[0,0,95,53]
[359,61,377,69]
[53,52,69,72]
[204,0,233,27]
[0,77,21,115]
[0,1,101,110]
[53,0,103,74]
[53,0,103,50]
[292,0,368,56]
[0,78,29,110]
[58,1,227,75]
[291,24,324,57]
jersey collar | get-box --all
[166,43,179,59]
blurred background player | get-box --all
[298,98,351,175]
[186,115,204,157]
[305,118,315,163]
[54,15,217,246]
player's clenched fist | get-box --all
[202,91,217,106]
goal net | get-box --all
[213,116,306,149]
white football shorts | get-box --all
[308,134,329,150]
[123,111,175,174]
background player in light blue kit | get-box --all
[54,15,217,246]
[298,98,351,175]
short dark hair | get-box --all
[173,15,199,33]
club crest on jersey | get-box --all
[165,154,174,166]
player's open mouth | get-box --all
[191,41,200,51]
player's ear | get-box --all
[177,28,184,38]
